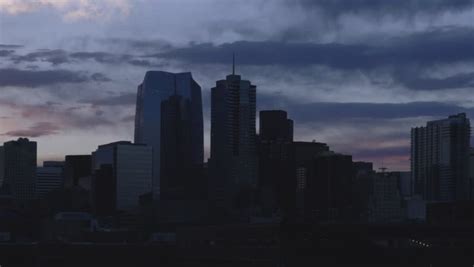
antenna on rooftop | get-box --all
[232,52,235,75]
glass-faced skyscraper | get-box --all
[209,61,257,219]
[134,71,203,201]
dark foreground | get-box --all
[2,224,474,266]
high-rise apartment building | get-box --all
[411,113,471,201]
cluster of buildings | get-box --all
[0,63,473,242]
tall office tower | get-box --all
[64,155,92,189]
[36,161,64,199]
[258,110,294,217]
[209,59,257,219]
[411,113,471,201]
[92,141,153,215]
[3,138,37,201]
[134,71,203,201]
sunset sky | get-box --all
[1,0,474,170]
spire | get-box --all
[173,75,177,95]
[232,52,235,75]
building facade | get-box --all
[258,110,294,217]
[209,65,257,219]
[367,173,404,223]
[3,138,37,201]
[134,71,203,201]
[64,155,92,189]
[92,141,153,214]
[36,161,64,199]
[411,113,471,201]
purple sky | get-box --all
[1,0,474,171]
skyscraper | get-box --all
[134,71,203,201]
[3,138,37,201]
[411,113,471,201]
[209,58,257,219]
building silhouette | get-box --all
[64,155,92,189]
[367,173,404,223]
[209,58,257,220]
[411,113,471,201]
[0,146,4,188]
[91,141,153,215]
[134,71,203,202]
[2,138,37,201]
[258,110,294,217]
[36,161,64,199]
[259,110,293,142]
[304,152,354,222]
[292,141,330,221]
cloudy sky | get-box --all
[1,0,474,170]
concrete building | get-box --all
[134,71,203,202]
[92,141,153,214]
[411,113,471,201]
[3,138,37,201]
[36,161,64,199]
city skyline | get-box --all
[2,0,474,171]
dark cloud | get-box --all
[0,44,23,49]
[98,38,173,51]
[91,73,112,82]
[395,71,474,90]
[0,50,14,57]
[7,48,155,67]
[70,51,128,64]
[159,27,474,69]
[12,49,69,65]
[159,27,474,91]
[258,94,473,123]
[2,122,60,138]
[81,92,136,107]
[0,68,109,87]
[351,146,410,159]
[292,0,474,16]
[128,59,154,67]
[69,51,159,67]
